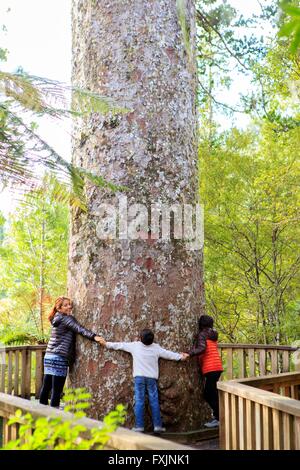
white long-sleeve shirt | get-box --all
[105,341,182,379]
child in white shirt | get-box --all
[99,328,188,433]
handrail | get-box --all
[218,343,298,380]
[217,372,300,450]
[219,344,297,351]
[0,392,191,450]
[2,345,47,352]
[2,343,297,351]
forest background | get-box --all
[0,0,300,347]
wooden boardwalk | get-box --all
[162,427,219,450]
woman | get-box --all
[39,296,101,408]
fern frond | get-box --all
[0,70,130,207]
[0,70,45,113]
[72,87,129,117]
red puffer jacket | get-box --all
[189,327,223,374]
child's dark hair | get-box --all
[140,328,154,345]
[198,315,214,330]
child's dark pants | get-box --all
[203,371,222,420]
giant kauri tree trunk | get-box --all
[69,0,207,430]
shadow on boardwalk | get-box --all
[155,428,219,450]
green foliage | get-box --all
[245,37,299,123]
[200,122,300,344]
[196,0,275,117]
[198,1,300,345]
[279,2,300,54]
[2,388,126,450]
[0,327,46,345]
[0,175,69,344]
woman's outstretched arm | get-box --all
[60,314,100,341]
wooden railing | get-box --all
[0,343,298,399]
[218,372,300,450]
[0,393,191,450]
[0,343,298,449]
[218,344,298,380]
[0,345,46,399]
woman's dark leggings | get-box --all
[203,371,222,420]
[39,374,66,408]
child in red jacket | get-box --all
[189,315,223,428]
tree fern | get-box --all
[0,325,49,345]
[0,69,128,208]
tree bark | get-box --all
[69,0,206,430]
[38,204,46,339]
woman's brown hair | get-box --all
[48,296,72,322]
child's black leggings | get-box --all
[39,374,66,408]
[203,371,222,420]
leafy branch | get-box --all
[279,2,300,54]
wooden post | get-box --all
[238,396,246,450]
[282,351,290,373]
[21,350,26,398]
[262,405,272,450]
[0,351,5,393]
[248,349,255,377]
[7,351,13,395]
[246,400,255,450]
[14,351,19,396]
[10,422,18,441]
[21,349,32,399]
[2,417,11,446]
[283,413,291,450]
[226,349,233,380]
[224,392,231,449]
[231,394,239,449]
[25,350,32,399]
[218,390,226,450]
[259,349,266,376]
[293,347,300,372]
[237,349,246,379]
[294,417,300,450]
[272,409,281,450]
[271,350,278,375]
[290,385,298,400]
[35,350,43,399]
[255,402,262,450]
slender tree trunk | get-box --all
[69,0,205,430]
[39,205,46,339]
[207,31,214,148]
[272,226,281,345]
[253,223,268,344]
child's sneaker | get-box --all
[131,427,144,432]
[154,426,166,433]
[204,419,219,428]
